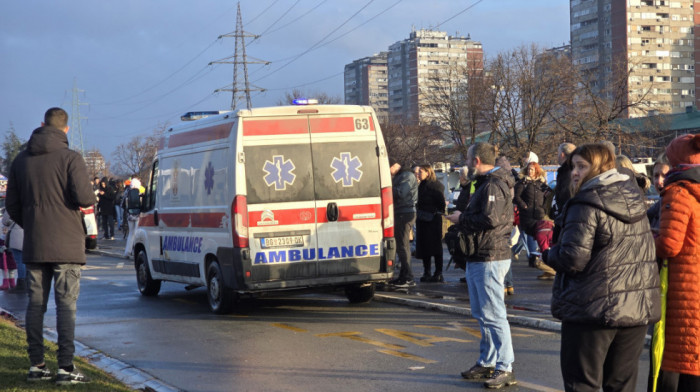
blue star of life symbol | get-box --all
[263,155,296,191]
[204,161,215,195]
[330,152,363,187]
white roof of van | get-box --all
[238,104,374,117]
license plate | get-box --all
[261,235,304,248]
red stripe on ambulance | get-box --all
[309,117,355,133]
[248,208,316,228]
[242,118,308,136]
[168,123,232,148]
[138,212,225,228]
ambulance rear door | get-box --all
[308,112,384,277]
[241,115,319,283]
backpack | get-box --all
[444,224,476,270]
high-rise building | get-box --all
[570,0,697,117]
[344,52,389,121]
[387,29,483,124]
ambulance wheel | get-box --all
[207,261,234,314]
[136,251,161,296]
[345,283,375,304]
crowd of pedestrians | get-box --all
[1,106,697,391]
[388,134,699,391]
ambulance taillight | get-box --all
[232,195,249,248]
[381,186,394,238]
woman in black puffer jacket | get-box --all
[415,164,446,282]
[542,143,660,392]
[514,162,555,279]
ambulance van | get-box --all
[131,104,396,313]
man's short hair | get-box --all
[44,107,69,129]
[470,142,496,166]
[559,143,576,156]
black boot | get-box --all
[427,273,444,283]
[9,278,26,294]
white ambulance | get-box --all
[130,104,396,313]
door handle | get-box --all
[154,210,159,226]
[326,203,338,222]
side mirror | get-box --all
[127,188,141,214]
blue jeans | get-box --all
[523,233,539,257]
[11,249,25,279]
[114,206,123,228]
[465,259,514,372]
[26,263,81,368]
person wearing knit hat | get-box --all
[653,133,700,391]
[524,151,539,166]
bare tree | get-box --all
[381,121,444,166]
[277,89,341,105]
[110,124,167,179]
[420,66,491,161]
[551,57,655,149]
[1,123,26,176]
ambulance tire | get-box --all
[136,251,161,296]
[345,283,375,304]
[207,261,234,314]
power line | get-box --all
[250,0,327,42]
[435,0,485,29]
[246,0,280,26]
[92,39,219,106]
[251,0,376,84]
[266,0,403,63]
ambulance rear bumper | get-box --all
[217,237,396,292]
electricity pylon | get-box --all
[210,2,269,110]
[70,78,88,155]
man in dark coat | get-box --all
[6,107,96,385]
[97,177,117,239]
[388,159,418,287]
[446,142,517,388]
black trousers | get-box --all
[561,322,647,392]
[394,212,415,281]
[656,370,700,392]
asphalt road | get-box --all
[0,253,652,392]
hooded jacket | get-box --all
[514,174,549,236]
[459,166,515,262]
[543,169,660,327]
[5,126,96,264]
[392,169,418,215]
[655,166,700,376]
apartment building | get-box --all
[386,29,483,124]
[344,52,389,121]
[570,0,697,117]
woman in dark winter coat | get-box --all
[514,162,555,279]
[542,143,660,392]
[415,164,446,282]
[97,177,117,240]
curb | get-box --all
[0,307,181,392]
[374,293,562,332]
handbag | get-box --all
[444,225,477,269]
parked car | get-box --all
[81,206,98,249]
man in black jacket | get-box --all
[388,159,418,288]
[6,108,96,385]
[446,142,516,389]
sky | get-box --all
[0,0,569,164]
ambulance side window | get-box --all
[143,160,158,211]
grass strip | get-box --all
[0,315,133,391]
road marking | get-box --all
[116,262,125,269]
[81,265,109,270]
[316,331,404,350]
[516,380,564,392]
[376,349,437,364]
[82,276,99,281]
[376,329,472,346]
[272,323,308,333]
